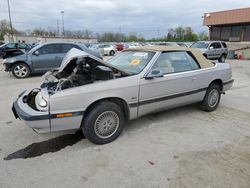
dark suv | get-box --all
[3,42,101,78]
[190,41,228,63]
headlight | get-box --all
[38,97,47,107]
[35,92,48,111]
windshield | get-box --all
[191,41,209,49]
[107,51,155,74]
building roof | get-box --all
[203,7,250,26]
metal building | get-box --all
[203,7,250,41]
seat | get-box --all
[153,58,174,74]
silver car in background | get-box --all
[12,46,233,144]
[98,44,117,56]
[190,41,228,63]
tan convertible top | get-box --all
[124,46,214,69]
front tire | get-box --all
[11,63,30,78]
[218,54,226,63]
[200,83,221,112]
[82,102,125,145]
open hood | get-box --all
[41,48,131,94]
[58,48,130,75]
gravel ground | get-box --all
[0,58,250,188]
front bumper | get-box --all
[3,63,12,72]
[12,90,50,133]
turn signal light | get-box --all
[56,113,73,118]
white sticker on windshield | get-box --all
[133,52,148,57]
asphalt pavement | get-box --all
[0,59,250,188]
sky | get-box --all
[1,0,250,38]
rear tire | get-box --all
[218,54,226,63]
[200,83,221,112]
[82,102,125,145]
[11,63,30,79]
[109,50,115,56]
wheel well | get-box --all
[11,61,31,71]
[210,79,223,91]
[203,53,207,58]
[83,97,130,121]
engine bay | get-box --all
[41,56,127,94]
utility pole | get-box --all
[61,10,65,37]
[118,25,122,42]
[57,19,59,36]
[7,0,14,41]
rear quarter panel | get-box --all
[195,62,232,92]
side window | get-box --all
[152,51,200,74]
[72,44,82,50]
[221,42,227,48]
[61,44,74,53]
[38,44,62,55]
[17,43,27,49]
[210,42,221,49]
[6,43,16,49]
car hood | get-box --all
[58,48,131,75]
[193,48,207,53]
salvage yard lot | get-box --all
[0,58,250,187]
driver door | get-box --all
[31,44,63,72]
[138,51,203,117]
[207,42,221,59]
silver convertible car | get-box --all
[12,46,233,144]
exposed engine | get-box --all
[40,57,124,94]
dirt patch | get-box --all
[4,130,84,160]
[171,138,250,188]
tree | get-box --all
[175,26,185,39]
[31,27,48,36]
[166,28,175,40]
[198,31,208,40]
[184,27,193,40]
[164,25,201,42]
[82,29,93,38]
[0,19,17,40]
[47,27,57,37]
[127,32,138,42]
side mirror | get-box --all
[34,50,39,56]
[145,69,164,79]
[209,46,214,50]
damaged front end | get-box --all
[12,48,130,133]
[12,89,50,133]
[40,48,129,95]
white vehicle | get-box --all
[12,46,233,144]
[97,44,117,56]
